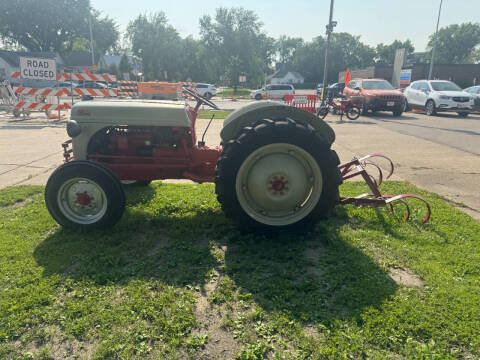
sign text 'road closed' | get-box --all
[19,57,57,81]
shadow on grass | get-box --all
[34,186,397,324]
[223,212,397,324]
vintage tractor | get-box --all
[45,89,430,230]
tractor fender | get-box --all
[220,101,336,145]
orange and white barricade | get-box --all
[58,72,117,83]
[14,101,71,112]
[283,94,317,113]
[117,80,138,97]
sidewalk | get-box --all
[330,119,480,221]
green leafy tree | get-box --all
[375,39,415,65]
[292,36,326,83]
[200,7,275,89]
[0,0,118,54]
[292,33,374,84]
[119,54,131,74]
[427,22,480,63]
[126,12,182,81]
[180,36,213,82]
[276,35,304,65]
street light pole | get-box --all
[321,0,336,103]
[428,0,443,80]
[88,8,95,66]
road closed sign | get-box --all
[19,57,57,80]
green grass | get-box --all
[197,110,233,119]
[217,88,251,99]
[0,182,479,359]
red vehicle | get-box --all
[45,88,431,230]
[343,78,405,117]
[316,96,361,120]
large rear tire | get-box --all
[215,118,342,231]
[45,161,126,229]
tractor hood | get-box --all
[221,101,336,145]
[70,100,191,127]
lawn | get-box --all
[216,88,251,99]
[0,182,479,359]
[197,110,233,119]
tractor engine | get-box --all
[87,126,192,158]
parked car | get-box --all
[325,82,345,98]
[250,84,295,100]
[46,81,78,90]
[463,85,480,110]
[185,83,216,99]
[343,78,405,116]
[403,80,474,117]
[75,81,108,89]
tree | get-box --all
[276,35,304,65]
[375,39,415,65]
[119,54,131,76]
[200,7,275,89]
[427,22,480,63]
[328,33,375,81]
[126,12,182,81]
[0,0,118,54]
[292,33,374,84]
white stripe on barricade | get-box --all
[58,73,117,82]
[15,102,72,111]
[62,88,117,97]
[13,87,67,97]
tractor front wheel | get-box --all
[45,161,125,229]
[215,118,342,231]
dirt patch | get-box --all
[304,241,325,278]
[388,267,424,287]
[191,273,241,359]
[13,325,97,359]
[147,234,170,257]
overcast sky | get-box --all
[92,0,479,51]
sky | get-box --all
[92,0,480,52]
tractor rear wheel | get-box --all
[45,161,125,229]
[215,118,342,231]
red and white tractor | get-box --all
[45,89,430,230]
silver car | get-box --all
[404,80,474,117]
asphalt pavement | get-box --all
[0,101,479,221]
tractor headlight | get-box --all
[66,120,81,137]
[439,95,451,100]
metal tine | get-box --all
[364,161,384,187]
[385,196,411,221]
[384,194,431,224]
[359,153,395,179]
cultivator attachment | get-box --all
[337,154,431,224]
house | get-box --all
[62,51,95,72]
[268,68,304,85]
[0,50,64,82]
[97,54,140,77]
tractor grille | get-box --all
[452,97,470,102]
[380,95,402,101]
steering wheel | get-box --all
[182,87,219,110]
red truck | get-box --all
[343,78,405,117]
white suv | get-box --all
[404,80,474,117]
[189,83,216,99]
[250,84,295,100]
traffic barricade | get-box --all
[283,94,317,113]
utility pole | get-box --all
[88,8,95,66]
[428,0,443,80]
[321,0,336,103]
